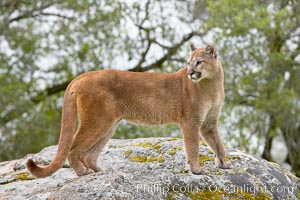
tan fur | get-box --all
[26,44,231,178]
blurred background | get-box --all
[0,0,299,177]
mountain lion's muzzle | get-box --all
[187,69,202,81]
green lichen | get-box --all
[146,157,157,162]
[167,146,183,156]
[200,140,208,146]
[129,155,147,162]
[167,138,181,141]
[187,190,224,200]
[108,144,127,148]
[199,155,214,166]
[167,192,175,200]
[213,170,223,176]
[269,162,281,167]
[0,172,35,185]
[156,156,165,163]
[128,155,165,163]
[168,148,177,156]
[109,141,155,149]
[230,155,241,160]
[123,150,133,156]
[169,188,272,200]
[283,168,300,182]
[153,144,161,149]
[155,149,161,153]
[234,190,272,200]
[225,155,230,162]
[135,142,153,147]
[147,155,165,163]
[208,149,214,154]
[14,172,35,181]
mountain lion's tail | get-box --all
[26,85,77,178]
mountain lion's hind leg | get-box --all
[81,123,118,173]
[80,142,102,173]
[68,118,116,176]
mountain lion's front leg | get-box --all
[200,121,232,169]
[180,123,209,175]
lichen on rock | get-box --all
[0,137,299,200]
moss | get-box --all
[14,172,35,181]
[123,150,133,156]
[153,144,161,149]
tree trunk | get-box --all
[282,127,300,177]
[262,134,273,162]
[262,114,275,162]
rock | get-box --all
[0,137,299,200]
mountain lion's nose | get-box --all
[187,69,195,76]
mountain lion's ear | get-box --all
[189,44,197,52]
[205,45,217,59]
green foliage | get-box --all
[0,0,124,160]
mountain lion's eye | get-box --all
[196,61,203,66]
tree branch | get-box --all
[8,3,55,23]
[31,80,71,103]
[129,31,201,72]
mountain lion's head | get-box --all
[187,44,219,82]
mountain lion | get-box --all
[26,44,231,178]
